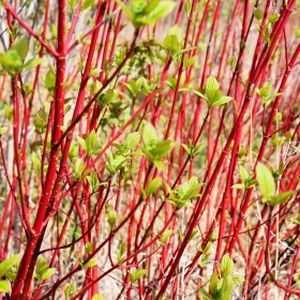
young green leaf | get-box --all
[163,26,182,54]
[254,8,263,20]
[142,122,157,146]
[22,58,43,70]
[129,269,147,283]
[117,0,175,28]
[106,208,117,228]
[256,162,276,199]
[40,268,56,281]
[205,76,219,92]
[91,294,105,300]
[239,166,249,182]
[209,271,220,294]
[199,288,212,300]
[10,37,29,61]
[220,254,234,277]
[145,177,162,196]
[143,1,176,25]
[159,229,173,243]
[125,132,140,150]
[220,275,234,300]
[45,67,56,91]
[82,258,97,270]
[0,280,10,293]
[0,127,8,135]
[0,254,19,278]
[0,51,22,74]
[212,96,232,107]
[106,152,127,175]
[268,191,295,206]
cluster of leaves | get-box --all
[165,176,201,208]
[145,177,162,196]
[96,89,131,126]
[256,162,294,206]
[141,122,173,169]
[33,106,50,134]
[163,25,197,68]
[34,257,56,282]
[0,254,19,293]
[200,254,243,300]
[232,165,256,190]
[77,130,102,157]
[107,131,141,175]
[124,77,154,98]
[191,76,232,108]
[199,242,212,268]
[116,0,176,29]
[105,205,117,228]
[129,268,148,284]
[181,139,202,158]
[0,37,42,75]
[68,0,97,12]
[159,229,173,244]
[256,81,280,107]
[253,8,279,46]
[127,41,164,77]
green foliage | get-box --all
[64,282,77,299]
[165,176,201,208]
[45,67,56,91]
[0,37,42,75]
[33,109,48,134]
[256,162,276,199]
[183,55,197,69]
[262,14,279,46]
[73,159,89,179]
[77,130,102,157]
[0,254,19,279]
[106,151,127,175]
[199,242,211,268]
[116,0,176,28]
[142,122,174,169]
[159,229,173,243]
[85,242,93,254]
[129,268,147,283]
[91,294,105,300]
[35,257,56,282]
[82,258,97,270]
[256,81,280,107]
[0,280,10,293]
[254,8,263,20]
[105,205,117,228]
[0,127,8,135]
[192,76,232,108]
[163,26,183,55]
[87,172,108,190]
[231,166,256,190]
[113,132,141,155]
[125,132,140,149]
[97,89,117,109]
[68,0,77,11]
[117,243,127,263]
[145,177,162,196]
[181,139,202,157]
[124,77,153,97]
[256,162,294,206]
[201,254,243,300]
[107,132,142,175]
[220,254,234,277]
[268,191,295,206]
[82,0,96,10]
